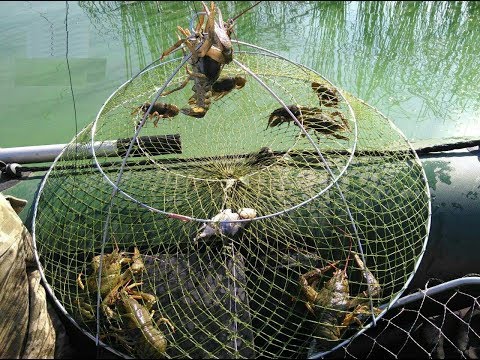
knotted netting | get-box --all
[32,41,431,359]
[320,276,480,359]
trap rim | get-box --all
[90,41,359,224]
[30,42,432,359]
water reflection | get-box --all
[422,159,453,192]
[79,1,480,141]
[245,1,480,140]
[77,1,262,76]
[1,1,479,147]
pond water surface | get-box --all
[0,1,479,148]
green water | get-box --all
[0,1,479,148]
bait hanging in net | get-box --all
[32,28,430,360]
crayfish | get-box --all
[160,1,239,118]
[131,102,179,127]
[211,75,247,100]
[108,289,175,359]
[299,252,382,348]
[77,246,174,358]
[76,246,144,319]
[311,81,341,108]
[267,104,351,141]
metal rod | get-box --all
[389,276,480,309]
[3,138,479,165]
[0,134,182,164]
[0,142,116,164]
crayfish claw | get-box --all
[181,106,208,118]
[77,272,85,290]
[157,317,175,333]
[352,252,381,298]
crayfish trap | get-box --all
[32,41,431,358]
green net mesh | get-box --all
[321,276,480,359]
[32,45,431,359]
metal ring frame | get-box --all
[30,40,432,359]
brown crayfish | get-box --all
[267,104,351,141]
[76,246,144,319]
[298,252,382,348]
[76,246,174,358]
[131,102,179,128]
[160,1,247,118]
